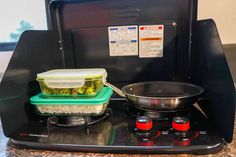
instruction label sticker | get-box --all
[108,25,138,56]
[139,25,164,58]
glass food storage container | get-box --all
[36,68,107,97]
[30,87,113,116]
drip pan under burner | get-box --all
[47,108,112,127]
[48,116,91,127]
[66,116,91,126]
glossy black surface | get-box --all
[191,20,236,142]
[9,100,223,154]
[0,31,63,136]
[49,0,197,82]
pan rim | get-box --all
[121,81,204,100]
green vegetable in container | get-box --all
[39,77,104,96]
[37,68,107,96]
[85,86,95,94]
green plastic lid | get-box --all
[30,87,113,105]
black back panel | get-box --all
[191,20,236,142]
[72,24,177,83]
[49,0,197,83]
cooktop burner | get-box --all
[47,109,112,127]
[9,100,224,155]
[126,103,190,120]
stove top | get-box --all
[9,100,224,154]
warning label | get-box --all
[139,25,164,58]
[108,25,138,56]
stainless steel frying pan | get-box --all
[106,81,204,111]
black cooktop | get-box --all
[9,100,224,154]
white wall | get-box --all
[0,51,13,72]
[198,0,236,44]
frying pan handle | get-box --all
[105,82,126,97]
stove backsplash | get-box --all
[0,0,234,145]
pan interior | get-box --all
[122,81,203,98]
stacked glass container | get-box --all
[30,69,113,116]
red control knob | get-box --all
[172,117,190,132]
[136,116,153,131]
